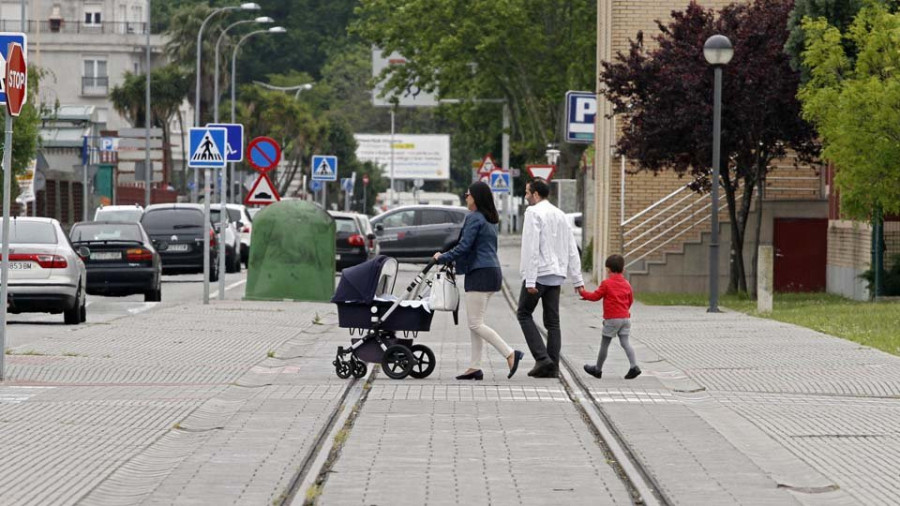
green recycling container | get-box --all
[244,200,335,301]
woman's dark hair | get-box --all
[468,181,499,224]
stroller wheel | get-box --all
[409,344,436,379]
[381,345,415,380]
[335,360,352,379]
[351,359,368,379]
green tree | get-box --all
[352,0,596,182]
[785,0,864,81]
[1,68,47,204]
[109,65,191,187]
[798,3,900,219]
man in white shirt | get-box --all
[517,178,584,378]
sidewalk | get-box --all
[497,235,900,505]
[0,299,348,505]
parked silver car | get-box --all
[4,217,88,324]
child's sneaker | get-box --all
[624,366,642,379]
[583,364,602,378]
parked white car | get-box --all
[209,205,243,273]
[212,204,253,266]
[4,217,88,324]
[566,212,583,254]
[94,204,144,223]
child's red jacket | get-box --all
[580,273,633,319]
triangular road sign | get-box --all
[526,164,556,181]
[191,130,224,163]
[244,173,281,206]
[315,158,334,176]
[478,154,498,175]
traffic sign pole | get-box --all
[1,39,27,380]
[218,165,227,300]
[0,112,11,380]
[203,168,211,304]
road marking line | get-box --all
[210,279,247,299]
[127,302,156,315]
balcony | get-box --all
[0,19,148,35]
[81,76,109,96]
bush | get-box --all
[860,254,900,297]
[581,238,593,273]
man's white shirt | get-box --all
[520,200,584,289]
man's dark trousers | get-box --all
[516,282,561,367]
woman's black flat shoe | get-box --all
[508,350,524,379]
[456,370,484,380]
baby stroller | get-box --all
[331,255,457,380]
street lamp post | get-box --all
[193,2,260,205]
[214,16,272,123]
[703,34,734,313]
[214,26,286,300]
[230,26,287,203]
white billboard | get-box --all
[372,48,439,107]
[355,134,450,180]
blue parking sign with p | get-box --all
[0,32,27,105]
[565,91,596,144]
[207,123,244,162]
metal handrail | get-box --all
[625,198,730,269]
[623,190,702,239]
[624,192,708,248]
[621,184,690,226]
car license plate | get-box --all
[91,252,121,261]
[335,254,341,261]
[9,262,32,270]
[168,244,190,252]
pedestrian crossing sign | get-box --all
[312,155,338,181]
[490,170,510,193]
[188,127,227,168]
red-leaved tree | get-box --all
[600,0,819,293]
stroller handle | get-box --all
[421,258,438,275]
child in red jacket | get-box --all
[578,254,641,379]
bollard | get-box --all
[757,245,774,314]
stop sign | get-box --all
[5,43,26,117]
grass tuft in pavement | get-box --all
[636,292,900,356]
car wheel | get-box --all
[233,253,241,273]
[145,286,162,302]
[210,258,220,282]
[64,286,83,325]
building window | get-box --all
[82,59,108,96]
[84,4,102,26]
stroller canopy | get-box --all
[332,256,398,304]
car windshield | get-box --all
[334,218,357,234]
[71,223,143,242]
[210,209,242,224]
[0,221,57,244]
[141,209,204,232]
[96,210,142,222]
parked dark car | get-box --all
[70,221,163,301]
[329,211,379,270]
[140,204,220,281]
[369,205,468,262]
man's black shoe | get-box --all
[531,361,558,378]
[527,363,545,377]
[583,364,602,378]
[624,366,642,380]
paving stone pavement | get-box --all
[317,289,635,506]
[495,236,899,505]
[0,300,353,505]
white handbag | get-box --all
[428,267,460,312]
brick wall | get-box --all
[597,1,825,271]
